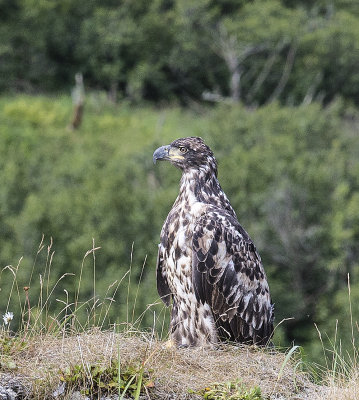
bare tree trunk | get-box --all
[302,71,323,105]
[68,73,85,131]
[70,104,84,130]
[228,58,241,102]
[108,81,118,103]
[212,24,267,104]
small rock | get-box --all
[0,387,17,400]
[52,382,66,398]
[68,391,89,400]
[0,374,31,399]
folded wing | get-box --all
[192,208,274,345]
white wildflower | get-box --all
[3,311,14,325]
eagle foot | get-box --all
[164,338,176,349]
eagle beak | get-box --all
[153,145,171,164]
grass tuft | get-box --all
[190,380,263,400]
[59,358,152,398]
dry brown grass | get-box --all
[313,370,359,400]
[1,328,328,399]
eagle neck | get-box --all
[176,167,236,217]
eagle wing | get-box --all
[192,208,274,345]
[156,243,172,306]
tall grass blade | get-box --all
[126,242,134,327]
[277,345,300,381]
[119,375,136,400]
[347,274,355,356]
[92,238,97,326]
[134,365,144,400]
[131,255,147,325]
[118,341,121,399]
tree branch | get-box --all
[267,42,297,104]
[246,39,288,103]
[302,71,323,105]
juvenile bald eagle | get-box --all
[153,137,274,347]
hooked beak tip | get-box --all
[153,145,170,164]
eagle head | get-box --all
[153,137,217,174]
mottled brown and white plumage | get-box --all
[153,137,274,347]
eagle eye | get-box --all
[179,146,188,154]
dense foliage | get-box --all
[0,95,359,364]
[1,0,359,106]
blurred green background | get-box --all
[1,0,359,365]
